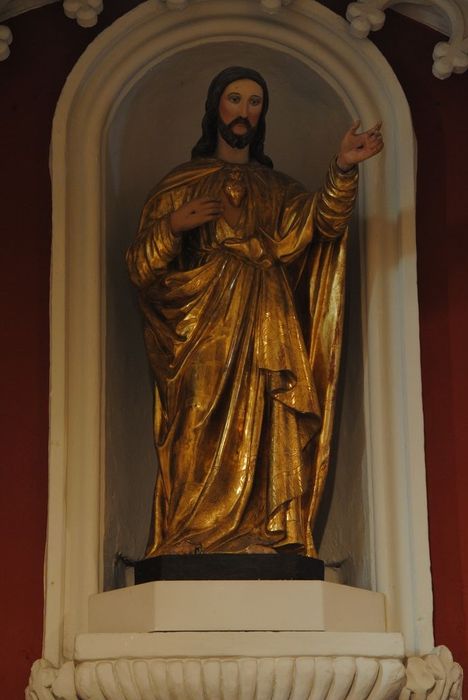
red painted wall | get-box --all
[326,0,468,682]
[0,2,467,697]
[0,4,139,696]
[371,14,468,671]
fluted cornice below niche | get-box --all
[26,646,463,700]
[0,0,467,78]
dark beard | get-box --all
[218,116,256,149]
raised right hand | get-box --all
[170,197,224,234]
[337,120,384,170]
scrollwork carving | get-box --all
[400,646,463,700]
[432,38,468,79]
[345,0,468,78]
[26,660,77,700]
[63,0,103,27]
[26,660,60,700]
[0,23,12,60]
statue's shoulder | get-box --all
[146,159,223,202]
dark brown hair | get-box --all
[191,66,273,168]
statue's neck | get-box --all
[215,136,249,164]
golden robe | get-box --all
[127,158,358,557]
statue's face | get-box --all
[219,79,264,132]
[218,79,263,149]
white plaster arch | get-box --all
[47,0,432,668]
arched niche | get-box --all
[46,0,433,668]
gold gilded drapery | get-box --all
[127,158,358,557]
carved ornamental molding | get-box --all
[0,22,11,58]
[402,647,464,700]
[26,647,463,700]
[63,0,103,27]
[1,0,467,77]
[345,0,468,78]
[0,0,295,60]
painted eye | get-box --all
[249,97,262,107]
[228,94,241,104]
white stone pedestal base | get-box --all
[76,630,405,659]
[88,580,387,633]
[26,585,463,700]
[27,583,463,699]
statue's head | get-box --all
[191,66,273,168]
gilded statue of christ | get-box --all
[127,66,383,558]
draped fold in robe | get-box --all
[127,157,358,557]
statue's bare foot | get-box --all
[243,544,278,554]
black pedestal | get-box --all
[132,553,324,584]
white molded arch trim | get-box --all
[47,0,432,665]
